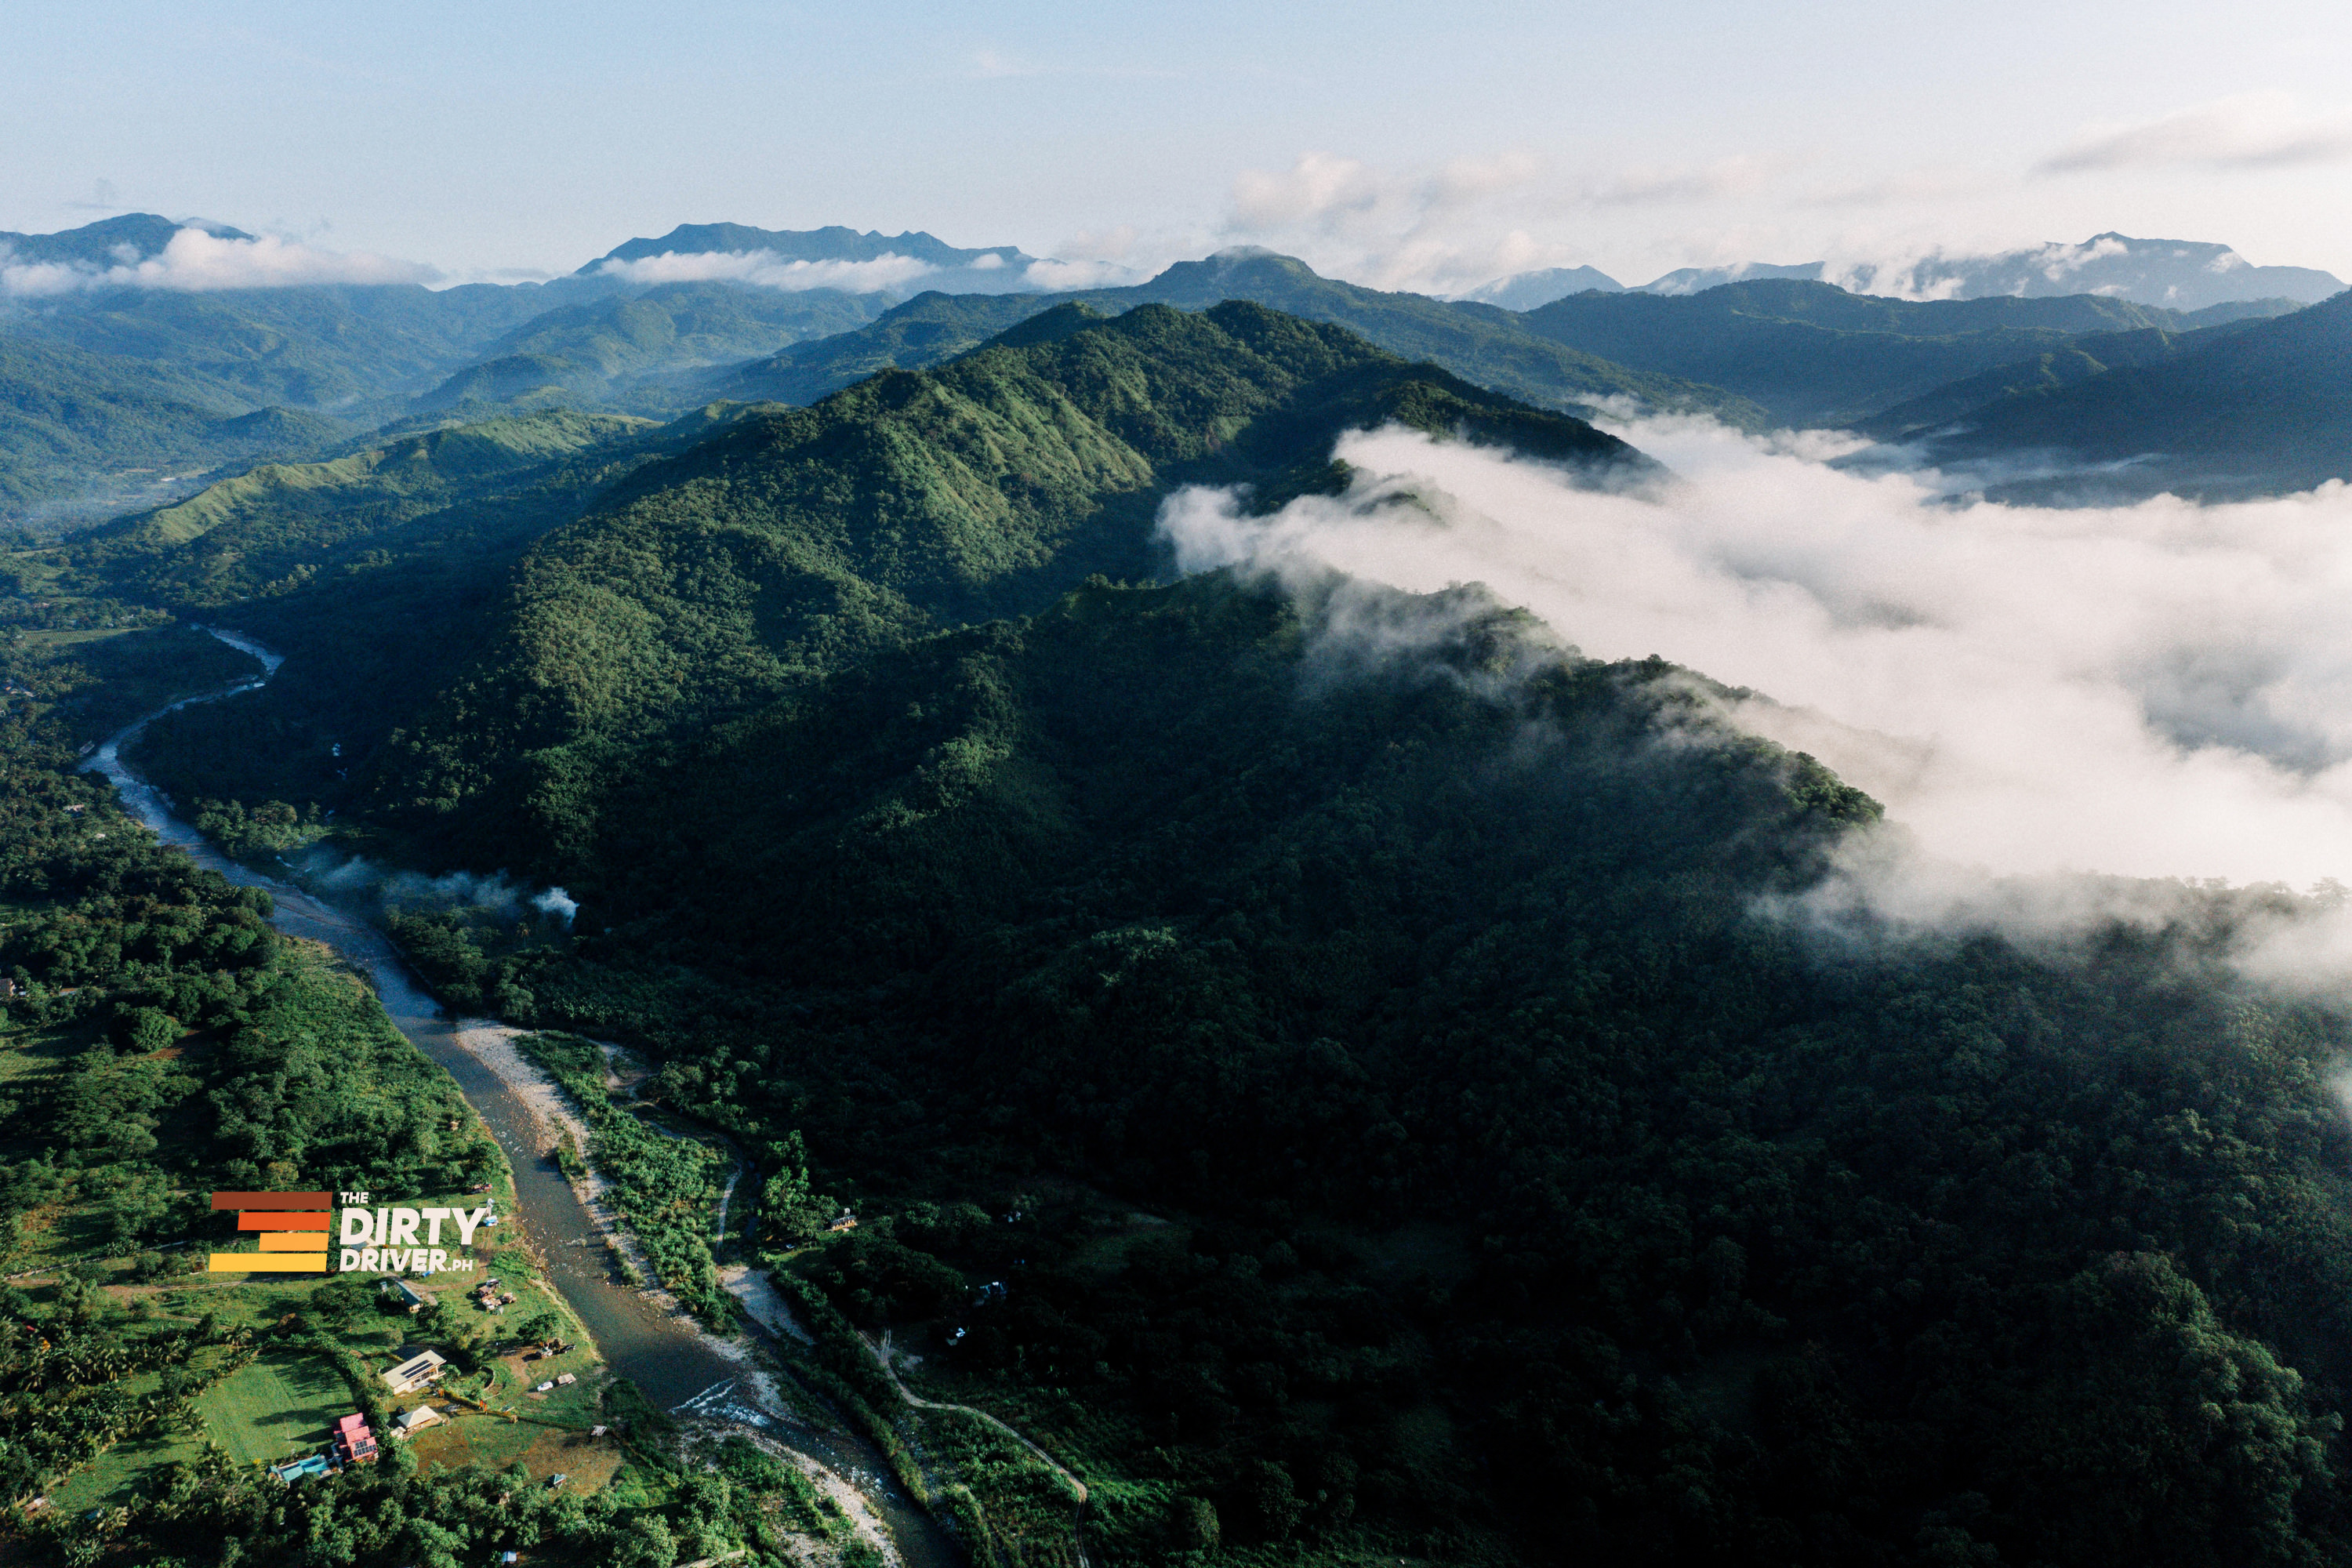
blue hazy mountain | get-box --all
[1900,289,2352,499]
[1457,264,1624,310]
[0,212,252,267]
[1636,234,2343,310]
[580,221,1044,294]
[705,249,1763,423]
[1515,278,2223,427]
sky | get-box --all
[4,0,2351,291]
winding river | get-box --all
[85,630,957,1568]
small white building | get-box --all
[394,1405,445,1435]
[383,1349,448,1396]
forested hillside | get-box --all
[128,300,1645,877]
[409,281,884,416]
[710,250,1765,425]
[375,571,2352,1566]
[27,292,2352,1565]
[1515,279,2220,426]
[1914,288,2352,495]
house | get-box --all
[385,1279,429,1314]
[334,1413,379,1465]
[393,1405,445,1436]
[383,1349,448,1396]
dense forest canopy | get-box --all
[125,299,1646,879]
[11,292,2352,1565]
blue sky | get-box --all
[5,0,2350,288]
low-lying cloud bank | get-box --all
[591,248,946,292]
[591,248,1142,295]
[1159,420,2352,979]
[0,227,440,296]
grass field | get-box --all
[199,1350,356,1469]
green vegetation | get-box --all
[1853,317,2271,441]
[413,280,886,416]
[713,249,1766,425]
[27,292,2352,1566]
[1919,289,2352,496]
[84,302,1642,892]
[194,1350,352,1469]
[511,1030,735,1323]
[360,561,2352,1566]
[1514,277,2222,426]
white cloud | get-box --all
[0,226,438,296]
[1223,147,1801,293]
[1580,154,1775,207]
[1158,419,2352,913]
[1798,167,2001,209]
[1229,151,1390,234]
[1021,256,1145,290]
[2041,91,2352,173]
[592,249,939,293]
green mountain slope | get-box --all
[69,408,770,810]
[1915,289,2352,494]
[1857,316,2274,441]
[0,335,351,520]
[411,281,889,415]
[0,212,252,265]
[71,290,2352,1567]
[8,282,556,410]
[1516,279,2198,426]
[390,570,2352,1566]
[124,302,1642,877]
[712,250,1765,424]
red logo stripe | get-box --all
[209,1192,333,1210]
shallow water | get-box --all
[86,632,956,1566]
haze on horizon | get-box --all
[5,0,2350,294]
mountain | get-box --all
[53,291,2352,1567]
[1639,260,1826,295]
[1637,234,2345,310]
[1517,278,2194,426]
[1854,316,2274,442]
[408,280,888,415]
[586,221,1031,273]
[1909,289,2352,496]
[0,334,351,520]
[1458,263,1625,310]
[712,249,1766,424]
[122,300,1645,876]
[583,221,1047,294]
[0,212,252,267]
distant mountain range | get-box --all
[0,212,250,267]
[1897,289,2352,499]
[1635,234,2344,310]
[4,212,2349,521]
[1513,279,2274,428]
[580,221,1067,295]
[1457,265,1624,310]
[1472,234,2345,314]
[705,249,1760,425]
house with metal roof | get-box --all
[383,1348,448,1396]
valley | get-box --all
[2,199,2350,1567]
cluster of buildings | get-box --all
[267,1348,448,1485]
[267,1412,377,1483]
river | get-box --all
[85,630,957,1568]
